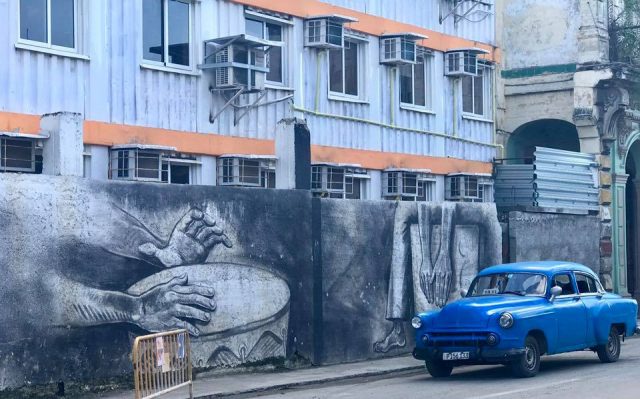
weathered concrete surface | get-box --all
[503,0,580,70]
[0,174,502,390]
[508,211,600,272]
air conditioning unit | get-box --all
[445,48,489,77]
[304,15,358,49]
[199,34,272,92]
[379,33,427,65]
[213,45,266,91]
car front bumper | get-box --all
[413,346,526,363]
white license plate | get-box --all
[442,351,470,361]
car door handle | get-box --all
[573,297,581,301]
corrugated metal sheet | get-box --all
[494,147,599,211]
[0,0,497,164]
[326,0,495,45]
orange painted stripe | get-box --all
[0,111,492,174]
[311,145,492,175]
[0,111,41,134]
[232,0,499,63]
[83,120,275,156]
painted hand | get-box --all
[139,209,232,267]
[134,274,215,337]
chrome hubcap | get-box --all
[525,345,536,369]
[608,335,618,355]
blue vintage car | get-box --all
[412,261,639,378]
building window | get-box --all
[462,65,491,117]
[596,0,607,25]
[161,158,194,184]
[143,0,192,68]
[217,157,276,188]
[445,174,493,203]
[19,0,76,49]
[0,137,40,173]
[245,17,285,84]
[383,171,436,202]
[329,39,360,97]
[400,51,432,109]
[311,165,368,199]
[109,149,196,184]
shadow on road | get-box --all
[417,353,636,382]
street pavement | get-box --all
[254,337,640,399]
[97,337,640,399]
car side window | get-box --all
[576,273,599,294]
[552,273,576,296]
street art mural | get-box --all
[318,200,501,364]
[0,175,312,389]
[0,174,501,389]
[374,202,502,353]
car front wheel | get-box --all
[510,336,540,378]
[425,360,453,378]
[597,327,621,363]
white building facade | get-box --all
[0,0,499,203]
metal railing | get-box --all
[132,330,193,399]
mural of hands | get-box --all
[139,209,233,268]
[419,204,454,308]
[134,273,216,337]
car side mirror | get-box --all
[460,289,468,298]
[549,286,562,302]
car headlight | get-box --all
[411,316,422,329]
[499,312,514,329]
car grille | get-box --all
[427,332,491,347]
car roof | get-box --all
[477,261,597,278]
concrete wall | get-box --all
[502,0,581,70]
[0,174,502,390]
[507,210,601,272]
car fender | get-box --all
[495,306,557,351]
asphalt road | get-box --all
[254,337,640,399]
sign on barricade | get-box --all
[132,330,193,399]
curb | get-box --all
[192,365,424,398]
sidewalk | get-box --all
[97,355,422,399]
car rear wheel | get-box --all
[510,336,540,378]
[425,360,453,378]
[597,327,621,363]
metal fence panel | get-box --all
[133,329,193,399]
[494,147,599,211]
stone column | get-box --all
[612,173,631,296]
[40,112,84,177]
[275,118,311,190]
[633,181,640,298]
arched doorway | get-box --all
[507,119,581,160]
[624,141,640,300]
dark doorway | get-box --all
[626,151,636,298]
[170,164,191,185]
[507,119,581,160]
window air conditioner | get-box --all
[200,35,272,93]
[379,33,427,65]
[444,48,489,77]
[304,15,358,49]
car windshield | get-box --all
[468,273,547,297]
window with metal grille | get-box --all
[109,149,195,184]
[383,171,436,202]
[217,157,276,188]
[445,175,493,203]
[311,165,368,199]
[0,138,38,173]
